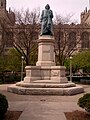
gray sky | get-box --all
[7,0,89,23]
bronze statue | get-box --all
[40,4,53,36]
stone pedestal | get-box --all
[23,35,68,83]
[36,35,56,66]
[7,35,84,95]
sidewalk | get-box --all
[0,84,90,120]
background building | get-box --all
[0,0,90,56]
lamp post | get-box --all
[21,56,24,81]
[70,56,72,82]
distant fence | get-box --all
[67,76,90,84]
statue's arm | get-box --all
[40,10,44,22]
[50,10,53,18]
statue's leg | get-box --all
[40,23,43,35]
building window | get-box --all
[68,32,76,48]
[81,32,89,48]
[1,2,3,6]
[55,31,64,50]
[6,32,13,47]
[59,32,64,48]
[18,31,25,47]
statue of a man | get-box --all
[40,4,53,36]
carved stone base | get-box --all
[7,65,84,95]
[23,66,68,83]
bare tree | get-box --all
[54,13,78,25]
[13,8,40,65]
[0,19,11,55]
[54,14,80,66]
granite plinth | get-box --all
[7,81,84,95]
[24,66,68,83]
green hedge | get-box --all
[78,93,90,112]
[0,72,25,84]
[0,93,8,119]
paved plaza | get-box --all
[0,84,90,120]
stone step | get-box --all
[16,81,76,88]
[7,84,84,95]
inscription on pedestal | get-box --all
[51,70,59,76]
[43,50,50,53]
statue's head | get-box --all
[45,4,50,10]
